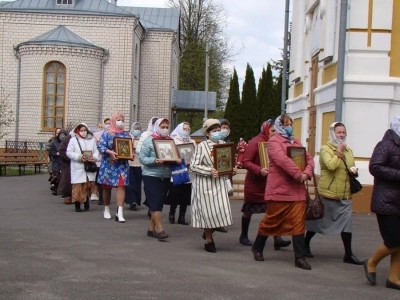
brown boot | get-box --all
[64,197,72,205]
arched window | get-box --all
[43,61,65,130]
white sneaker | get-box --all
[90,194,99,201]
[103,206,111,219]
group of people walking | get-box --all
[45,112,400,290]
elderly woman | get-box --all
[251,114,314,270]
[241,120,291,250]
[125,122,143,210]
[67,123,99,212]
[166,122,196,225]
[49,129,67,196]
[97,112,131,222]
[305,122,362,265]
[363,116,400,290]
[140,118,180,240]
[190,119,236,253]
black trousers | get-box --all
[254,234,306,260]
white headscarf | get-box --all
[170,122,191,143]
[390,115,400,137]
[152,118,170,138]
[329,122,346,146]
[274,116,294,143]
[147,117,159,134]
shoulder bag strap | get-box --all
[75,137,83,154]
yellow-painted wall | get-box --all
[292,82,304,98]
[293,118,302,141]
[390,0,400,77]
[321,63,337,85]
[321,112,335,145]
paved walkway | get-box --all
[0,174,397,300]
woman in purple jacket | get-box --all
[363,115,400,290]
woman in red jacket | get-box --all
[251,114,314,270]
[240,120,291,250]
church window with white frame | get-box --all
[56,0,74,5]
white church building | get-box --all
[0,0,180,143]
[287,0,400,211]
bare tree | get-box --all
[0,87,15,140]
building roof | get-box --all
[0,0,134,16]
[15,25,105,51]
[172,90,217,111]
[121,6,180,32]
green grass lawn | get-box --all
[1,167,48,176]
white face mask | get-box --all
[116,120,124,128]
[80,131,87,138]
[221,129,230,138]
[104,124,110,129]
[160,129,169,137]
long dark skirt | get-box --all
[165,183,191,206]
[57,161,71,197]
[125,166,142,205]
[143,176,170,212]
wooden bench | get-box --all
[0,153,44,176]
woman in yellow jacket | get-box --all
[305,122,363,265]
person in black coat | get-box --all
[363,115,400,290]
[57,133,73,204]
[49,130,67,195]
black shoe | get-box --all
[97,199,103,206]
[129,203,137,211]
[52,191,58,196]
[147,230,158,238]
[177,215,189,225]
[386,280,400,290]
[251,246,264,261]
[273,237,291,250]
[74,202,82,212]
[304,247,314,258]
[205,241,217,253]
[169,212,175,224]
[363,259,376,285]
[240,234,253,246]
[343,254,363,265]
[215,227,228,233]
[158,231,169,240]
[84,200,90,211]
[295,258,312,270]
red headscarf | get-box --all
[261,119,274,140]
[74,124,89,139]
[54,127,61,139]
[109,112,125,134]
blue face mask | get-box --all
[210,131,223,142]
[220,129,229,138]
[182,131,190,137]
[285,126,293,136]
[132,130,141,138]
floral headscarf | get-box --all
[109,112,124,134]
[274,116,294,143]
[329,122,347,146]
[260,119,274,140]
[390,115,400,137]
[170,122,191,143]
[151,118,171,139]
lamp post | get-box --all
[281,0,290,114]
[204,41,209,122]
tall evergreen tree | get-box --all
[259,63,277,122]
[224,68,241,142]
[272,73,283,119]
[240,64,258,141]
[256,68,266,126]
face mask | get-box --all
[104,124,110,129]
[336,137,346,143]
[59,136,65,141]
[221,129,230,138]
[182,130,190,137]
[116,121,124,128]
[210,131,223,142]
[159,129,169,137]
[285,126,293,136]
[132,130,141,138]
[80,131,87,138]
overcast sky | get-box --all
[118,0,287,91]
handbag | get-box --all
[305,172,324,220]
[341,158,362,194]
[171,158,190,185]
[76,137,98,173]
[224,177,234,197]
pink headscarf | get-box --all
[109,112,124,134]
[151,118,171,139]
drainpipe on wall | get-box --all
[137,25,146,125]
[129,23,139,126]
[335,0,348,122]
[281,0,290,114]
[13,47,21,141]
[99,50,109,121]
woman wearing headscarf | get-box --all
[190,119,237,253]
[136,117,158,156]
[251,114,314,270]
[67,123,99,212]
[363,116,400,290]
[241,120,291,250]
[166,122,196,225]
[305,122,362,265]
[49,129,67,195]
[97,112,131,222]
[139,118,180,240]
[125,122,143,210]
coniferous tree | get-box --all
[224,68,241,142]
[260,63,278,122]
[240,64,258,141]
[256,68,266,126]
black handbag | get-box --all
[342,158,362,194]
[305,172,324,220]
[76,137,98,173]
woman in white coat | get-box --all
[67,123,100,212]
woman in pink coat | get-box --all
[251,114,314,270]
[240,119,291,250]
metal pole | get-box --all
[204,42,209,121]
[335,0,348,122]
[281,0,290,114]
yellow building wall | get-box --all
[321,112,335,145]
[390,0,400,77]
[321,63,337,85]
[292,82,304,98]
[293,118,302,141]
